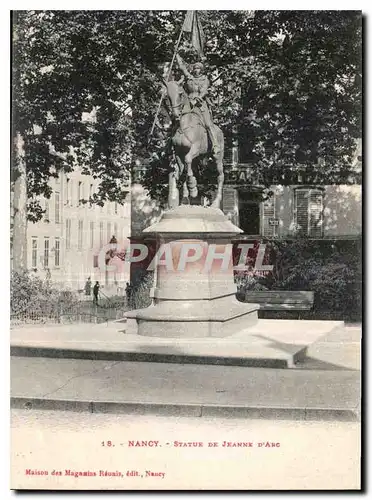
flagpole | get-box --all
[148,19,185,141]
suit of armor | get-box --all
[176,54,220,154]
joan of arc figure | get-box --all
[175,54,220,155]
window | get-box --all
[222,187,239,226]
[44,200,50,222]
[239,90,258,164]
[224,130,239,166]
[89,183,93,201]
[66,219,71,249]
[100,222,104,247]
[238,190,261,235]
[44,238,49,268]
[90,221,94,249]
[65,178,70,205]
[55,191,60,223]
[294,189,323,237]
[55,238,60,267]
[107,222,111,242]
[32,238,38,268]
[77,181,82,205]
[78,220,83,250]
[114,223,118,239]
[114,202,118,214]
[262,195,277,237]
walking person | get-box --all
[93,281,100,306]
[85,277,92,296]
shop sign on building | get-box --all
[225,165,256,184]
[269,218,279,226]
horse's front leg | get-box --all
[168,166,179,209]
[211,151,224,209]
[175,154,189,205]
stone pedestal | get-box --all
[126,205,259,338]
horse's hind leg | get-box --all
[187,175,198,198]
[211,150,224,209]
[168,164,179,209]
[185,148,198,198]
[182,181,189,204]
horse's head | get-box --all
[165,80,184,120]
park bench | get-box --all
[244,290,314,319]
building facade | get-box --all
[130,147,362,245]
[222,170,362,241]
[26,169,131,293]
[219,138,362,241]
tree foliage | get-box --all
[234,238,362,320]
[10,269,77,315]
[12,10,362,218]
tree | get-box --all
[141,10,362,202]
[12,10,362,217]
[12,10,134,217]
[12,132,28,270]
[12,10,138,267]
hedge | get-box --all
[234,238,362,321]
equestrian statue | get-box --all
[164,54,225,208]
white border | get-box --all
[1,1,369,10]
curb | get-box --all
[10,345,307,369]
[10,397,360,422]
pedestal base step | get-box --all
[126,301,259,338]
[11,320,345,369]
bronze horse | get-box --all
[165,79,224,208]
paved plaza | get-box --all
[10,321,361,421]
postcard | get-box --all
[10,9,361,490]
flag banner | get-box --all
[182,10,205,57]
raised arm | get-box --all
[176,54,192,79]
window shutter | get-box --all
[224,147,234,165]
[309,190,323,237]
[222,187,239,226]
[295,189,323,237]
[224,145,238,166]
[262,196,276,237]
[295,190,309,236]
